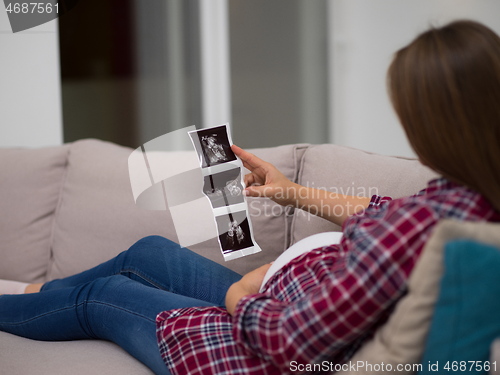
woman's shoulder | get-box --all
[344,176,498,240]
[394,177,498,222]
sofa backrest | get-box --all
[291,144,438,245]
[0,145,69,283]
[0,139,436,283]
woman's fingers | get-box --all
[233,144,269,187]
[231,145,268,172]
[243,173,257,188]
[244,184,268,198]
[232,144,290,201]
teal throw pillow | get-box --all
[419,239,500,374]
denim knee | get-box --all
[124,235,183,267]
[132,235,181,251]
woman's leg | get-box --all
[42,235,242,306]
[0,275,218,375]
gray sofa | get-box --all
[1,139,499,374]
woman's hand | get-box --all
[225,263,272,316]
[232,145,370,226]
[232,145,298,206]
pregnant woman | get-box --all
[1,20,500,375]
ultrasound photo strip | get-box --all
[189,124,262,261]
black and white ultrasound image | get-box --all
[203,168,244,208]
[215,211,254,253]
[194,126,237,168]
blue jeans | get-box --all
[0,236,242,375]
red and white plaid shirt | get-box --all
[156,178,500,375]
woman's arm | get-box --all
[225,263,271,316]
[232,145,370,227]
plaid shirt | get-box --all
[156,178,500,375]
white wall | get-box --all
[330,0,500,157]
[0,7,62,148]
[199,0,231,130]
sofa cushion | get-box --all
[420,239,500,374]
[292,144,437,244]
[48,139,175,280]
[0,331,153,375]
[0,145,69,283]
[336,220,500,375]
[243,144,308,252]
[48,139,301,279]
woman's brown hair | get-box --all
[388,20,500,211]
